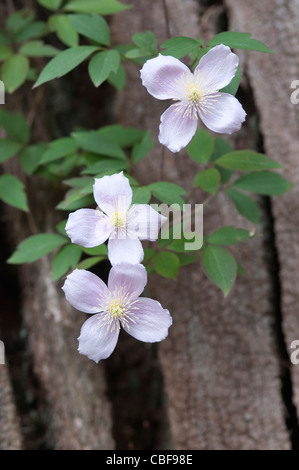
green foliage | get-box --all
[186,128,214,165]
[8,233,67,264]
[33,46,99,88]
[0,175,28,212]
[88,49,120,87]
[0,3,291,299]
[208,32,274,54]
[2,54,29,93]
[201,245,237,296]
[68,14,110,45]
[153,252,180,279]
[193,168,220,195]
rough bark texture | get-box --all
[225,0,299,427]
[111,0,292,449]
[0,358,22,450]
[1,0,299,450]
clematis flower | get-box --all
[140,44,246,153]
[62,264,172,362]
[65,171,166,266]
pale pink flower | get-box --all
[140,44,246,153]
[62,264,172,362]
[65,171,166,266]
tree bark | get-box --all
[225,0,299,428]
[111,0,291,449]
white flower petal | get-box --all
[62,269,109,314]
[122,297,172,343]
[108,237,144,266]
[158,104,198,153]
[127,204,167,241]
[140,54,191,100]
[195,44,239,92]
[200,92,246,134]
[78,314,120,363]
[65,208,112,248]
[108,263,147,299]
[93,171,132,217]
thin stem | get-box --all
[162,0,171,39]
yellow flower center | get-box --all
[185,81,203,103]
[112,211,127,228]
[107,298,125,319]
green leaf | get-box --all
[232,171,292,195]
[15,21,47,43]
[56,187,94,210]
[220,66,240,96]
[107,62,127,90]
[153,252,180,279]
[193,168,220,195]
[201,245,237,296]
[19,40,59,57]
[161,36,200,58]
[131,31,157,55]
[208,32,274,54]
[148,181,186,208]
[64,0,131,15]
[0,110,31,144]
[131,186,151,204]
[0,139,22,162]
[132,130,155,163]
[0,174,28,212]
[49,14,79,47]
[8,233,67,264]
[186,128,214,164]
[72,130,126,159]
[40,137,79,164]
[215,150,283,172]
[52,243,82,280]
[76,256,105,270]
[0,30,11,45]
[20,143,47,174]
[82,245,108,256]
[68,13,110,45]
[211,136,234,184]
[88,49,120,87]
[207,226,251,245]
[0,44,12,61]
[226,189,260,225]
[33,45,98,88]
[37,0,62,10]
[82,158,127,175]
[2,54,29,93]
[97,125,144,147]
[6,10,35,35]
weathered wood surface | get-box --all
[111,0,293,449]
[225,0,299,427]
[1,0,299,450]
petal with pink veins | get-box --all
[62,269,109,314]
[158,104,198,153]
[140,54,191,100]
[123,297,173,343]
[65,208,112,248]
[93,171,132,217]
[195,44,239,92]
[78,314,120,362]
[108,237,144,266]
[200,92,246,134]
[108,263,147,300]
[127,204,167,241]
